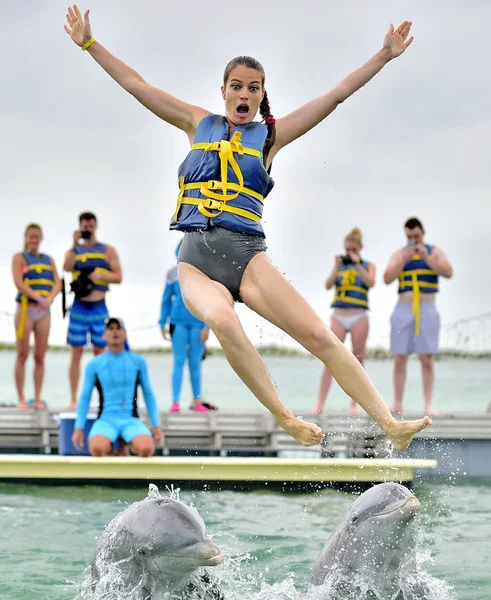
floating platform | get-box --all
[0,455,436,490]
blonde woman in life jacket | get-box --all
[313,228,375,415]
[64,7,431,450]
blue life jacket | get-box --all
[15,252,54,303]
[170,114,274,236]
[72,242,111,293]
[398,245,439,296]
[331,261,370,309]
[398,244,438,337]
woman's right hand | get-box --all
[334,255,343,269]
[72,428,85,451]
[64,5,92,48]
[36,296,50,310]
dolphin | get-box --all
[309,482,453,600]
[90,495,225,599]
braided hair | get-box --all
[223,56,276,170]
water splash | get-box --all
[147,483,162,499]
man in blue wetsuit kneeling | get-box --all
[72,317,163,457]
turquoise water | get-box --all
[0,479,490,599]
[1,350,490,414]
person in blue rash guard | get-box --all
[72,317,163,457]
[160,241,210,413]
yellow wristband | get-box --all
[82,38,95,51]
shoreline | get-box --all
[0,342,488,360]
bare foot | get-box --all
[386,416,432,452]
[18,403,30,411]
[425,406,439,416]
[66,403,77,412]
[349,405,359,416]
[278,415,324,446]
[310,407,323,414]
[33,402,47,411]
[390,405,403,415]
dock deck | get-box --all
[0,408,489,478]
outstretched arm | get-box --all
[74,360,97,430]
[64,5,210,137]
[273,22,414,152]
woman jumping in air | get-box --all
[64,6,431,449]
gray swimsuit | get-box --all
[178,227,267,302]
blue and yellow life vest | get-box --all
[332,262,370,309]
[15,252,54,303]
[72,243,111,292]
[398,244,438,335]
[170,114,274,236]
[15,252,54,339]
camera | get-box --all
[80,230,92,240]
[341,255,353,266]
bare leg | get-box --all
[313,316,347,413]
[349,315,369,415]
[68,346,84,410]
[14,310,33,410]
[419,354,437,416]
[178,262,323,446]
[392,354,409,414]
[93,346,105,357]
[89,435,114,457]
[240,254,431,452]
[129,434,155,458]
[32,314,51,409]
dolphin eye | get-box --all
[351,514,359,523]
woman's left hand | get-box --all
[383,21,414,60]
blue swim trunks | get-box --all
[67,298,109,347]
[89,417,152,443]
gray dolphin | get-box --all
[309,482,453,600]
[90,495,225,599]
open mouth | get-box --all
[236,104,249,115]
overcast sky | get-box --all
[1,0,489,349]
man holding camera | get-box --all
[63,212,122,410]
[384,217,453,416]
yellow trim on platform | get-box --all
[0,456,437,483]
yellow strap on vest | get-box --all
[333,294,369,307]
[399,268,438,336]
[180,197,261,222]
[16,295,29,340]
[75,253,107,262]
[411,273,421,336]
[173,131,263,221]
[26,263,53,274]
[335,269,368,303]
[24,278,54,287]
[72,267,110,287]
